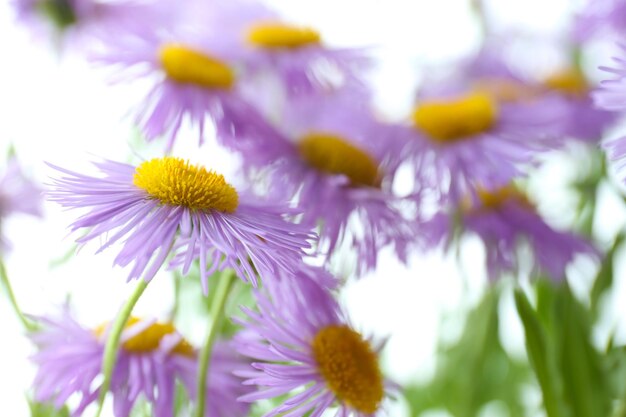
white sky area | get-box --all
[1,1,625,416]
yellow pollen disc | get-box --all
[312,325,384,414]
[461,185,533,212]
[543,69,589,96]
[159,43,235,89]
[247,22,321,49]
[133,157,239,213]
[473,78,536,102]
[412,92,498,142]
[297,132,380,187]
[95,317,195,357]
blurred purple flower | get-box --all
[185,0,372,98]
[574,0,626,41]
[399,88,566,202]
[0,156,42,250]
[11,0,159,50]
[232,94,415,275]
[47,157,314,291]
[30,313,249,417]
[424,186,597,281]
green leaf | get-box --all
[514,288,563,417]
[591,233,625,317]
[28,400,70,417]
[405,287,530,417]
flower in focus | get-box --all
[424,185,597,280]
[30,313,250,417]
[47,157,313,290]
[235,273,394,417]
[0,156,42,251]
[233,94,415,274]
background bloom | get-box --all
[424,186,597,280]
[0,156,42,251]
[30,312,250,417]
[232,94,415,274]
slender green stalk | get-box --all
[195,270,236,417]
[94,279,149,417]
[0,258,37,331]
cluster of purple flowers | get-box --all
[6,0,626,416]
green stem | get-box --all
[195,270,236,417]
[94,279,149,417]
[0,259,37,331]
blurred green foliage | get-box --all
[405,287,530,417]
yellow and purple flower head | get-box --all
[424,185,597,280]
[11,0,158,50]
[234,270,395,417]
[232,94,415,274]
[179,0,371,99]
[47,157,314,291]
[397,75,572,201]
[30,312,250,417]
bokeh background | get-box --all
[2,1,626,416]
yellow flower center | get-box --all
[473,78,536,102]
[412,92,498,142]
[543,69,589,97]
[247,22,321,49]
[461,185,532,212]
[133,157,239,213]
[159,44,235,89]
[95,317,195,357]
[297,132,380,187]
[312,325,384,414]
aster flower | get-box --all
[454,38,614,143]
[235,273,395,417]
[90,4,282,152]
[232,94,415,274]
[30,313,250,417]
[11,0,160,50]
[423,185,597,280]
[396,81,570,201]
[47,157,313,290]
[190,0,371,98]
[0,156,42,251]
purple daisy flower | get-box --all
[47,157,314,291]
[90,6,275,151]
[0,156,42,250]
[183,0,371,98]
[30,313,250,417]
[540,68,616,142]
[397,83,569,202]
[232,94,415,274]
[461,39,615,143]
[424,185,597,280]
[595,45,626,112]
[234,272,395,417]
[11,0,160,50]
